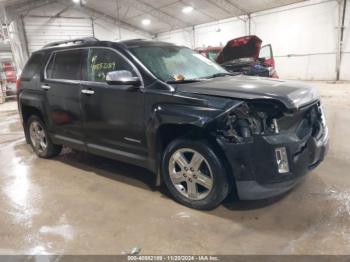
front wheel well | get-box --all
[157,124,209,154]
[156,124,236,193]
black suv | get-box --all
[18,38,328,210]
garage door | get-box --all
[24,17,93,54]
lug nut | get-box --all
[183,174,187,177]
[188,178,192,182]
[193,174,197,179]
[184,167,188,171]
[190,167,194,172]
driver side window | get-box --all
[87,48,136,83]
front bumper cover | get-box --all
[218,126,329,200]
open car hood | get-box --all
[216,35,262,64]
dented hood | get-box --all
[216,35,262,64]
[174,76,320,111]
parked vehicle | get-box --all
[0,61,17,98]
[2,61,17,83]
[196,35,278,78]
[196,46,222,61]
[18,38,328,210]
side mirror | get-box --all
[106,70,141,87]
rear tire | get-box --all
[26,115,62,158]
[162,138,230,210]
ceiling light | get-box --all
[142,19,151,26]
[72,0,80,3]
[182,6,193,14]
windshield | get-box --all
[130,45,228,82]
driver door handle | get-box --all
[81,89,95,95]
[41,84,50,90]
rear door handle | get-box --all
[81,89,95,95]
[41,84,50,90]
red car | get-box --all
[1,61,17,98]
[195,35,278,78]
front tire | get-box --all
[26,115,62,158]
[162,138,230,210]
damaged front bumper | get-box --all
[217,125,329,200]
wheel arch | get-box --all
[146,101,240,188]
[153,122,236,192]
[18,91,47,143]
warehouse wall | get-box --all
[22,2,91,54]
[195,18,246,48]
[156,28,195,48]
[8,20,28,70]
[157,17,246,49]
[24,17,93,54]
[157,0,347,81]
[93,18,150,41]
[340,0,350,80]
[250,0,338,80]
[19,2,149,56]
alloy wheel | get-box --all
[29,121,47,154]
[168,148,214,200]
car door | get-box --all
[260,44,274,67]
[42,48,86,150]
[259,44,278,78]
[80,47,146,166]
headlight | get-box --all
[217,102,281,142]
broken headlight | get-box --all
[217,102,283,143]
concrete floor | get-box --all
[0,81,350,255]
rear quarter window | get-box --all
[21,53,46,81]
[46,49,84,80]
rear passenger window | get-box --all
[87,48,136,83]
[21,53,45,80]
[46,49,84,80]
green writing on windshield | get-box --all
[91,62,116,72]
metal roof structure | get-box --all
[2,0,306,35]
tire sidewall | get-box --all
[162,139,230,210]
[27,115,51,158]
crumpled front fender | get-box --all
[145,98,243,173]
[150,99,243,130]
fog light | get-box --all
[275,147,289,173]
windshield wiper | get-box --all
[204,72,236,79]
[166,79,201,84]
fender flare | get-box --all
[18,91,48,142]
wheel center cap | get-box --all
[186,171,194,178]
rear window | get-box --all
[21,53,45,80]
[46,49,84,80]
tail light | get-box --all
[16,78,21,93]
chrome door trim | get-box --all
[81,89,95,95]
[43,46,145,89]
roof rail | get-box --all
[43,37,99,49]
